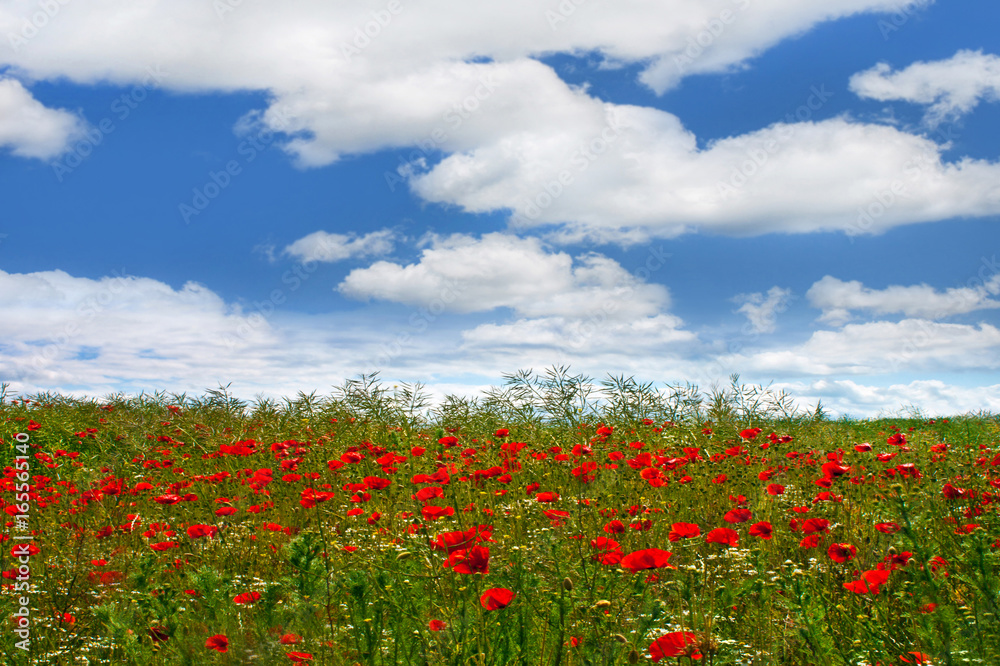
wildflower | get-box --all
[186,524,218,539]
[801,518,829,534]
[233,591,261,605]
[668,522,700,541]
[443,545,490,574]
[650,632,702,662]
[723,508,752,524]
[705,528,738,547]
[421,505,455,521]
[827,543,857,563]
[621,548,675,573]
[604,520,626,534]
[205,635,229,653]
[749,521,773,540]
[480,587,515,610]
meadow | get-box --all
[1,369,998,666]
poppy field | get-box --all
[2,370,999,665]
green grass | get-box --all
[1,369,998,665]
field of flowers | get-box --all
[2,370,999,665]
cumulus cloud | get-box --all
[4,266,999,418]
[283,229,397,263]
[729,319,1000,376]
[733,286,791,334]
[0,78,88,159]
[807,274,1000,325]
[337,233,669,319]
[0,1,979,243]
[776,378,1000,418]
[850,50,1000,126]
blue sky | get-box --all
[2,0,999,416]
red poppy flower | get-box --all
[153,494,183,505]
[827,543,857,563]
[286,652,313,663]
[766,483,785,495]
[11,543,40,558]
[233,591,261,605]
[739,428,763,440]
[705,528,738,547]
[942,483,968,500]
[415,486,444,502]
[668,522,700,541]
[480,587,515,610]
[205,635,229,653]
[215,507,237,517]
[799,534,821,549]
[801,518,830,534]
[899,652,931,665]
[748,521,773,540]
[887,433,907,446]
[845,569,889,594]
[443,545,490,574]
[621,548,675,573]
[535,491,560,502]
[854,443,872,452]
[821,461,849,478]
[723,508,752,524]
[430,525,494,553]
[495,429,509,438]
[649,632,702,662]
[429,619,447,631]
[280,633,302,645]
[150,541,180,551]
[863,569,890,592]
[590,537,621,553]
[187,524,218,539]
[421,505,455,521]
[844,579,869,594]
[604,520,626,534]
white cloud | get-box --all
[777,378,1000,418]
[4,266,999,418]
[0,1,927,94]
[729,319,1000,376]
[807,274,1000,325]
[462,314,697,356]
[850,49,1000,126]
[410,110,1000,243]
[733,286,791,334]
[1,1,980,243]
[283,229,397,263]
[337,232,669,320]
[0,78,87,159]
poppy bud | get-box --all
[628,649,640,664]
[612,633,627,643]
[594,600,611,609]
[396,551,412,561]
[562,577,573,592]
[887,546,897,556]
